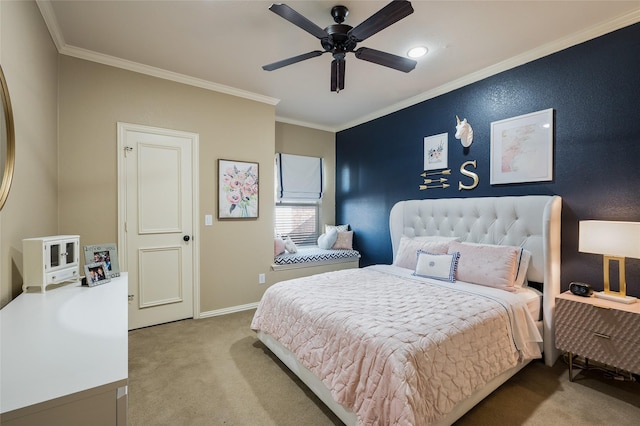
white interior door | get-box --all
[118,123,199,330]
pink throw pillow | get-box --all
[448,241,520,291]
[393,236,449,270]
[274,237,285,256]
[332,231,353,250]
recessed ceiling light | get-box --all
[407,46,428,59]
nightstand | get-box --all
[555,291,640,381]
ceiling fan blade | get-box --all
[355,47,417,73]
[348,0,414,42]
[263,50,325,71]
[330,59,346,92]
[269,3,328,39]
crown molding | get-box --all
[336,9,640,132]
[275,116,335,133]
[36,0,65,52]
[35,1,279,107]
[60,45,280,106]
[35,0,640,131]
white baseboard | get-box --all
[198,302,259,319]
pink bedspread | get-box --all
[251,266,539,425]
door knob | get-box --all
[183,235,191,242]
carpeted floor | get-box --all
[128,309,640,425]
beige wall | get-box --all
[275,122,336,231]
[0,1,341,314]
[0,1,59,307]
[272,122,344,283]
[58,56,276,313]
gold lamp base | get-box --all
[597,255,637,304]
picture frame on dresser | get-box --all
[84,262,111,287]
[84,243,120,277]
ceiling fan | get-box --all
[263,1,417,92]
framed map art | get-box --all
[490,108,554,185]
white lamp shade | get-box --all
[579,220,640,259]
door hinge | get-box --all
[128,294,134,302]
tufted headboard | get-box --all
[389,195,562,366]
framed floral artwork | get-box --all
[218,159,259,219]
[423,132,448,171]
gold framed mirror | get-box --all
[0,64,15,211]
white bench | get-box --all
[273,247,360,271]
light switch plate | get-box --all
[205,215,213,226]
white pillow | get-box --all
[414,251,460,282]
[393,236,450,270]
[318,228,338,249]
[284,236,297,254]
[325,224,349,233]
[448,241,520,291]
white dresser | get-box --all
[1,274,128,425]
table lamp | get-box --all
[579,220,639,304]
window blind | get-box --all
[274,203,319,245]
[276,153,323,201]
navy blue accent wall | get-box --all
[336,23,640,297]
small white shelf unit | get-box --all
[22,235,80,292]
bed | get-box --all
[251,195,562,425]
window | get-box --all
[275,153,324,246]
[275,202,319,246]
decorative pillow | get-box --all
[325,224,349,233]
[393,235,450,270]
[317,228,338,249]
[332,231,353,250]
[284,236,297,254]
[274,237,285,256]
[414,251,460,282]
[448,241,521,291]
[515,249,532,288]
[455,242,531,288]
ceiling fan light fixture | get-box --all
[407,46,428,59]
